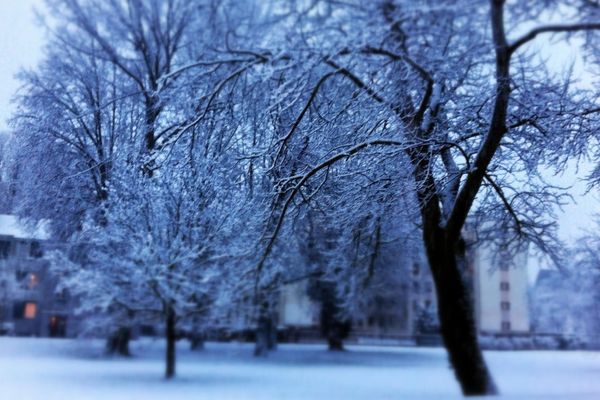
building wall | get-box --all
[474,244,530,334]
[352,293,413,339]
[0,232,77,338]
[278,281,319,327]
[1,214,533,341]
[276,259,426,341]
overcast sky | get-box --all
[0,0,45,132]
[0,1,597,254]
[526,37,600,246]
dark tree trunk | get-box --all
[423,223,497,395]
[327,326,345,351]
[189,332,205,351]
[106,327,131,356]
[315,283,351,352]
[140,94,161,177]
[144,94,159,152]
[406,137,497,395]
[254,313,272,357]
[324,314,350,352]
[165,308,176,379]
[417,2,509,394]
[268,320,278,351]
[254,296,277,356]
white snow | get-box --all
[0,214,49,240]
[0,338,599,399]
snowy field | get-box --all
[1,338,599,399]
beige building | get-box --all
[471,244,530,335]
[275,257,430,342]
[274,240,531,342]
[278,280,319,327]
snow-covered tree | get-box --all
[52,148,245,377]
[0,134,15,213]
[6,0,600,395]
[533,226,600,343]
[253,0,600,394]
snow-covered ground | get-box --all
[0,338,599,399]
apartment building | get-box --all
[274,239,530,342]
[274,257,431,343]
[1,212,530,342]
[0,214,78,337]
[471,243,531,335]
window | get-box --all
[29,241,43,258]
[500,282,510,291]
[0,240,11,259]
[12,302,25,319]
[412,263,420,276]
[56,289,69,303]
[413,281,420,292]
[501,321,511,332]
[49,315,67,337]
[15,270,27,281]
[24,302,37,319]
[499,263,510,271]
[425,282,433,293]
[12,302,37,319]
[501,301,510,311]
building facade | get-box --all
[470,243,531,335]
[1,213,531,342]
[274,256,433,343]
[0,215,78,338]
[274,239,530,342]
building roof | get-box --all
[0,214,50,240]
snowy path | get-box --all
[0,338,599,399]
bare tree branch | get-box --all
[510,23,600,55]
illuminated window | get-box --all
[24,302,37,319]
